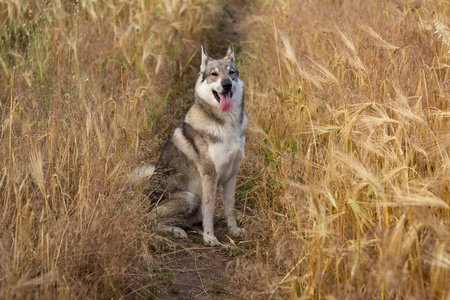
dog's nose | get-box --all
[221,81,232,91]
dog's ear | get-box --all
[200,45,210,72]
[224,44,235,63]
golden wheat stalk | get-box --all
[433,19,450,55]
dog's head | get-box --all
[196,45,240,112]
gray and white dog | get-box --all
[133,45,246,246]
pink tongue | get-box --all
[219,92,233,112]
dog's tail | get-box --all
[129,164,155,185]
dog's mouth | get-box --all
[213,91,233,112]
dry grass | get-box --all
[1,0,449,299]
[0,0,218,298]
[240,0,450,298]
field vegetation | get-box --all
[241,0,450,298]
[1,0,449,299]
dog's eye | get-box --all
[211,72,218,77]
[229,70,235,75]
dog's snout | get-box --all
[221,81,232,91]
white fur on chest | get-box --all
[209,133,245,179]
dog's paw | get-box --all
[203,235,221,247]
[171,227,188,239]
[229,227,245,237]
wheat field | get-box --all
[1,0,449,299]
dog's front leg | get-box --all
[222,174,245,237]
[201,178,220,246]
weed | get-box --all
[192,236,203,245]
[221,246,241,257]
[211,282,225,294]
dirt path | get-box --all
[157,222,245,299]
[156,1,255,299]
[202,0,247,54]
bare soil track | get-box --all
[157,223,245,300]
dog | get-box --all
[132,44,246,246]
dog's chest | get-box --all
[208,133,245,179]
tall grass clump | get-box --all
[0,0,218,298]
[240,0,450,298]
